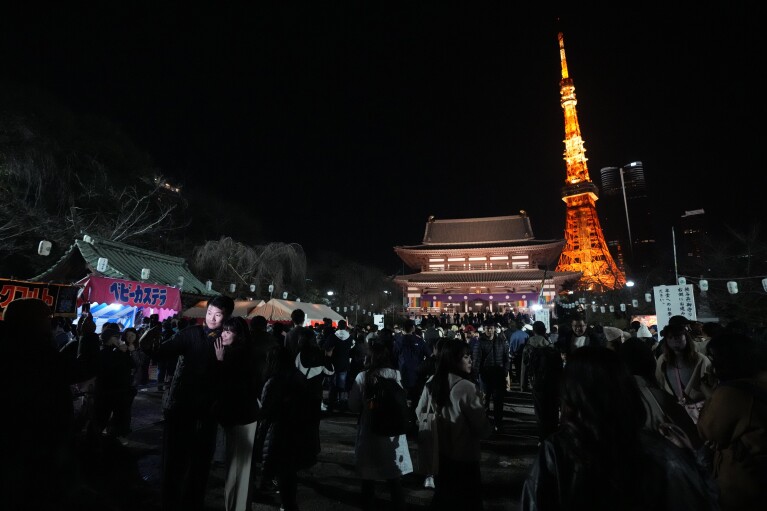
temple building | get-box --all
[393,213,580,316]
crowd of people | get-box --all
[2,297,766,511]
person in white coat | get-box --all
[426,338,493,509]
[348,341,413,511]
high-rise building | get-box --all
[599,161,657,274]
[678,209,708,274]
[553,32,626,292]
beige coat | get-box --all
[698,373,767,511]
[655,351,714,403]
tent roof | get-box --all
[247,299,345,323]
[32,234,217,297]
[183,299,264,318]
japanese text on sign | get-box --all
[109,281,167,307]
[653,284,697,332]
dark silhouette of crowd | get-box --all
[3,299,766,511]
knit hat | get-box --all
[636,324,653,338]
[603,326,630,343]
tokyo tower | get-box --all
[554,32,626,291]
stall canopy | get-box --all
[247,299,346,326]
[77,275,183,329]
[183,299,264,319]
[78,275,183,311]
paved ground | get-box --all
[76,385,539,510]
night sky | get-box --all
[2,4,762,273]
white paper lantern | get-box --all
[177,276,184,288]
[678,277,687,285]
[249,284,256,292]
[141,268,151,280]
[229,283,236,293]
[762,278,767,293]
[206,280,212,291]
[609,305,615,312]
[699,279,709,291]
[38,240,52,256]
[591,304,597,312]
[632,299,639,307]
[645,293,652,302]
[96,257,109,272]
[600,306,606,313]
[282,292,288,299]
[620,303,626,311]
[727,281,738,294]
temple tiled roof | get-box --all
[420,215,534,245]
[33,235,217,297]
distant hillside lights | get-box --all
[154,176,182,194]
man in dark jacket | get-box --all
[555,314,606,361]
[153,295,234,511]
[393,318,431,424]
[283,307,307,355]
[473,319,510,431]
[324,319,353,411]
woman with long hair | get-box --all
[425,338,492,509]
[655,318,714,424]
[522,345,718,511]
[212,316,260,511]
[348,341,412,510]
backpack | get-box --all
[365,374,410,437]
[528,345,563,390]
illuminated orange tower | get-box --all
[554,32,626,291]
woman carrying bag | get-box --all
[425,338,493,510]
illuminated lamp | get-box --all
[97,257,109,272]
[229,283,236,293]
[38,240,52,256]
[699,280,709,291]
[620,303,626,311]
[678,277,687,285]
[141,268,151,280]
[632,299,638,307]
[727,281,738,294]
[206,280,212,290]
[645,293,652,302]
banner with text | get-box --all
[0,278,79,319]
[80,275,182,311]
